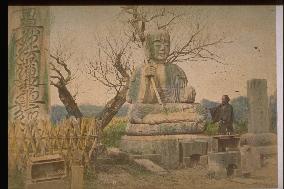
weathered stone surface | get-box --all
[183,155,208,168]
[240,133,277,146]
[120,135,211,169]
[8,6,50,122]
[247,79,269,133]
[255,145,277,156]
[133,159,168,175]
[120,135,210,155]
[107,147,129,161]
[200,155,208,166]
[240,79,277,158]
[126,121,205,136]
[239,145,261,175]
[181,140,208,157]
[208,151,241,178]
[159,139,180,169]
[128,103,206,124]
[129,154,162,164]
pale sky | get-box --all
[48,6,276,106]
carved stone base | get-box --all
[119,134,210,169]
[126,121,205,136]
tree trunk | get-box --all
[97,84,129,129]
[57,84,83,119]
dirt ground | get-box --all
[8,155,278,189]
[84,155,278,189]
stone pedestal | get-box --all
[126,103,207,136]
[120,134,210,169]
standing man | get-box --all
[209,95,234,135]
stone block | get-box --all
[183,155,208,168]
[200,155,208,166]
[208,151,241,178]
[181,140,208,157]
[119,135,210,169]
[208,162,227,179]
[120,137,161,155]
[240,145,261,175]
[159,139,180,169]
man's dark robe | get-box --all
[209,103,234,134]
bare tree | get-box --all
[49,39,83,119]
[86,36,133,129]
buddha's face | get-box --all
[146,31,170,62]
[152,38,170,61]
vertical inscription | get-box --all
[11,26,43,121]
[10,8,47,121]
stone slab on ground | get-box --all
[133,159,168,175]
[129,154,162,164]
[107,147,130,161]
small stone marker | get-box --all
[71,165,84,189]
[133,159,168,175]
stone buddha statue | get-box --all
[127,30,195,104]
[126,30,206,136]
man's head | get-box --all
[222,95,230,105]
[145,30,170,62]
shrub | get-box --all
[101,117,127,147]
[234,121,248,134]
[204,122,219,135]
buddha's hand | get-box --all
[145,65,156,77]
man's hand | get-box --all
[145,65,156,77]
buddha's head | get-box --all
[145,30,170,63]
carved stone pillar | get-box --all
[8,6,50,122]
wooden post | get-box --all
[71,165,84,189]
